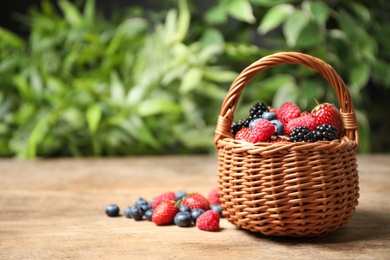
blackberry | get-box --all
[231,118,250,136]
[249,102,269,118]
[313,124,338,141]
[290,126,316,142]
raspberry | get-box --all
[207,188,220,205]
[290,126,316,142]
[249,119,274,143]
[196,210,220,232]
[152,191,176,209]
[285,115,317,136]
[235,127,251,142]
[278,102,301,124]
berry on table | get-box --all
[105,204,120,217]
[128,205,144,220]
[249,119,275,143]
[152,191,176,209]
[174,211,193,227]
[196,210,220,232]
[207,188,220,205]
[290,126,316,142]
[179,205,191,213]
[152,200,179,225]
[210,204,223,217]
[175,191,187,201]
[124,207,132,218]
[190,208,205,222]
[182,193,210,211]
[144,208,154,221]
[313,124,338,141]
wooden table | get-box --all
[1,155,389,259]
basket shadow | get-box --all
[242,208,390,244]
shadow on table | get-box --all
[243,209,390,244]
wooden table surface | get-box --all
[1,155,389,259]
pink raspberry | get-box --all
[249,119,274,143]
[196,210,220,232]
[285,115,317,135]
[207,188,220,205]
[278,102,301,124]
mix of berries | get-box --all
[232,101,343,143]
[105,189,222,232]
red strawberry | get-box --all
[152,199,179,225]
[235,127,251,142]
[285,115,317,136]
[249,119,274,143]
[311,102,343,136]
[207,188,220,205]
[182,193,210,211]
[196,210,220,232]
[278,102,301,124]
[152,191,176,209]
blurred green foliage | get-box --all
[0,0,389,158]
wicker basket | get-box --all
[214,52,359,237]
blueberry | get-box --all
[190,208,205,222]
[211,204,223,217]
[249,118,261,130]
[174,212,192,227]
[262,111,276,121]
[179,205,191,213]
[135,198,149,207]
[175,191,187,201]
[124,207,132,218]
[128,205,144,220]
[144,208,154,221]
[105,204,120,217]
[270,119,284,135]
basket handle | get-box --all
[214,52,359,147]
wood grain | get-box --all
[1,155,389,259]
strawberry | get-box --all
[311,102,343,136]
[196,210,220,232]
[207,188,220,205]
[278,101,301,124]
[249,119,274,143]
[152,199,179,225]
[235,127,251,142]
[152,191,176,209]
[182,193,210,211]
[285,115,317,136]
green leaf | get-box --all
[86,104,102,133]
[136,99,181,117]
[302,1,329,25]
[272,81,299,108]
[258,4,295,34]
[295,21,323,47]
[205,4,228,24]
[174,0,190,42]
[350,2,370,25]
[109,71,125,105]
[0,28,25,48]
[249,0,295,6]
[298,79,325,109]
[202,67,238,83]
[200,28,225,47]
[228,0,256,24]
[349,63,370,89]
[180,67,203,93]
[58,0,82,27]
[282,10,309,47]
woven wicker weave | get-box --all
[214,52,359,237]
